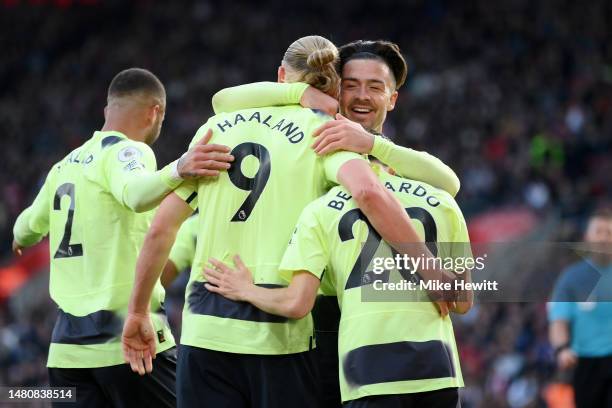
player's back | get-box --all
[298,166,470,401]
[178,105,358,354]
[46,132,157,311]
[43,131,173,367]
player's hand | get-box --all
[312,113,375,155]
[420,269,458,318]
[122,312,157,376]
[12,239,24,256]
[434,301,452,318]
[300,86,338,116]
[204,255,254,301]
[177,129,234,178]
[557,348,578,370]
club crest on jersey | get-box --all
[118,146,142,162]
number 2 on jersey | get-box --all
[53,183,83,259]
[340,207,438,289]
[228,142,271,222]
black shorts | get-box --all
[344,387,460,408]
[48,347,176,408]
[177,344,319,408]
[312,295,342,408]
[573,355,612,408]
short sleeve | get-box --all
[174,180,198,211]
[279,202,329,282]
[169,216,198,272]
[322,151,366,184]
[548,301,575,322]
[548,270,576,321]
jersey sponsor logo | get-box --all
[117,146,143,162]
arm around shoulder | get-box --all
[371,136,460,197]
[212,82,308,114]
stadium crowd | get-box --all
[1,0,611,406]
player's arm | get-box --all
[205,258,320,319]
[313,114,460,196]
[122,189,195,375]
[212,82,338,116]
[451,270,473,314]
[371,136,460,197]
[204,205,327,318]
[161,260,179,290]
[336,159,422,249]
[548,274,577,370]
[448,211,474,314]
[12,174,51,255]
[549,320,577,370]
[107,130,232,213]
[328,156,456,315]
[161,216,197,288]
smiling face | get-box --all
[339,58,398,133]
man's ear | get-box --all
[387,91,399,112]
[278,65,286,83]
[148,104,161,125]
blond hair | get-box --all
[282,35,340,96]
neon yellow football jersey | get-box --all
[168,214,199,273]
[280,166,471,401]
[175,105,364,355]
[14,131,174,368]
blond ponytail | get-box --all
[282,36,340,96]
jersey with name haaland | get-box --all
[175,105,364,355]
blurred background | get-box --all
[1,0,611,407]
